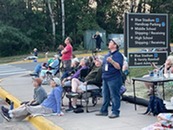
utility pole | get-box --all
[61,0,65,39]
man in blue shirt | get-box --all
[1,77,63,121]
[96,39,123,119]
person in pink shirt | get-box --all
[61,37,73,72]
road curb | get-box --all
[0,87,63,130]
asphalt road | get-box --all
[0,62,40,79]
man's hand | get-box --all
[106,57,113,63]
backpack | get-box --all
[144,96,167,116]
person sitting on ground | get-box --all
[24,48,38,61]
[144,55,173,95]
[62,58,89,87]
[71,57,103,108]
[40,55,60,84]
[1,78,63,121]
[33,48,38,57]
[21,78,47,106]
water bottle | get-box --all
[149,71,154,77]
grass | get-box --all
[129,67,153,77]
[0,49,153,78]
[0,51,89,64]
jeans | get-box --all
[62,60,71,72]
[34,64,42,75]
[100,77,122,116]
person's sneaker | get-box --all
[95,112,108,116]
[1,106,9,113]
[1,106,11,121]
[108,113,119,119]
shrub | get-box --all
[0,24,32,57]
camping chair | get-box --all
[64,68,90,111]
[83,84,102,113]
[65,68,102,112]
[44,60,61,84]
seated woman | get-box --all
[1,78,63,121]
[71,57,102,108]
[144,55,173,95]
[62,58,89,87]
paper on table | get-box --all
[164,74,173,78]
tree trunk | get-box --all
[47,0,56,46]
[61,0,65,39]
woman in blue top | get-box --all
[96,39,123,119]
[1,78,63,121]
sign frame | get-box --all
[124,13,170,67]
[126,13,169,49]
[128,51,168,68]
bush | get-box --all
[0,24,32,57]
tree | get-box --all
[0,24,31,56]
[147,0,173,13]
[145,0,173,42]
[47,0,56,46]
[95,0,129,34]
[64,0,98,46]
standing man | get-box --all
[96,39,123,119]
[61,37,73,72]
[93,31,103,52]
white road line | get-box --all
[0,69,26,73]
[0,64,28,77]
[0,71,29,76]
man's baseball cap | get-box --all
[111,39,121,47]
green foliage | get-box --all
[95,0,129,34]
[147,0,173,13]
[143,0,173,42]
[0,24,31,56]
[64,0,98,44]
